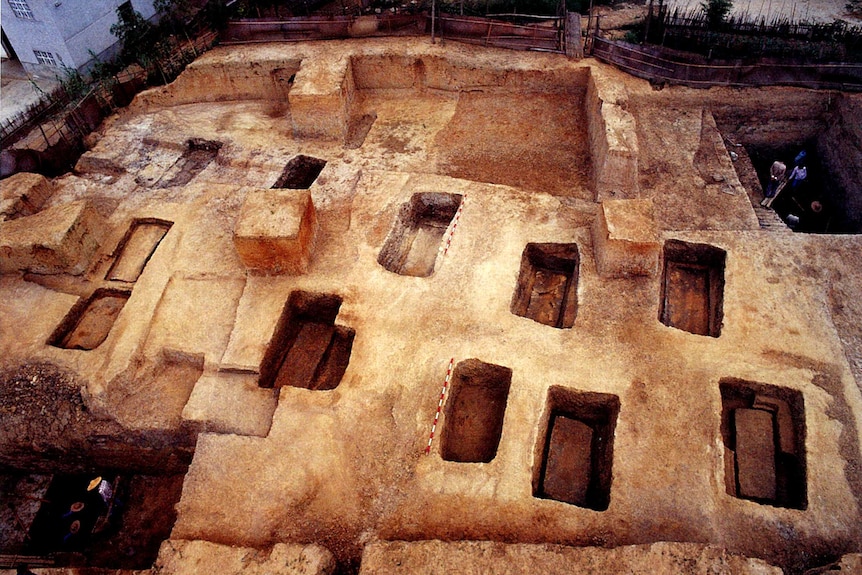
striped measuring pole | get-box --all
[439,195,466,258]
[425,357,455,455]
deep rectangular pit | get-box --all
[49,288,130,351]
[511,243,579,329]
[659,239,726,338]
[156,138,222,188]
[533,386,619,511]
[259,290,354,390]
[272,155,327,189]
[720,378,807,509]
[377,192,463,277]
[105,219,172,283]
[440,358,512,463]
[19,472,184,569]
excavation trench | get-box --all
[511,243,579,329]
[659,239,726,338]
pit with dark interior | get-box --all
[440,359,512,463]
[533,386,620,511]
[511,243,579,329]
[259,290,354,390]
[272,155,327,189]
[719,378,807,509]
[659,239,726,338]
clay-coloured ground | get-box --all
[1,38,861,575]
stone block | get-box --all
[289,57,352,141]
[592,199,660,278]
[0,200,104,275]
[234,189,318,275]
[0,172,54,220]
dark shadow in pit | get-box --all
[272,155,327,189]
[156,138,222,189]
[719,378,807,509]
[259,290,354,390]
[440,359,512,463]
[511,243,579,329]
[48,288,130,351]
[533,386,619,511]
[377,192,463,277]
[8,472,185,570]
[659,239,726,338]
[105,219,172,283]
[746,143,861,234]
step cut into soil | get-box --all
[272,155,327,189]
[533,386,620,511]
[511,243,579,329]
[259,290,354,390]
[440,359,512,463]
[378,192,463,277]
[719,378,807,509]
[105,219,172,283]
[49,289,131,351]
[156,138,222,188]
[659,239,726,337]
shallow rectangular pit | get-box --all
[440,359,512,463]
[533,386,620,511]
[511,243,579,329]
[259,290,354,390]
[719,378,807,509]
[156,138,222,188]
[49,288,130,350]
[105,219,172,283]
[272,155,327,189]
[659,239,726,337]
[377,192,463,277]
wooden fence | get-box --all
[592,37,862,92]
[222,12,569,53]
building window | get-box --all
[33,50,57,66]
[9,0,35,20]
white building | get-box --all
[1,0,157,73]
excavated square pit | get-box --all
[49,289,130,351]
[533,386,620,511]
[719,378,807,509]
[511,243,579,329]
[378,192,463,277]
[659,239,726,338]
[105,219,172,283]
[272,155,327,189]
[258,290,354,390]
[440,359,512,463]
[156,138,222,189]
[21,472,184,569]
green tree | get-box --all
[110,5,155,65]
[701,0,733,29]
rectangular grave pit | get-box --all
[659,239,726,337]
[440,359,512,463]
[105,219,172,283]
[259,291,354,391]
[533,386,619,511]
[156,138,222,189]
[719,378,807,509]
[511,243,579,329]
[377,192,463,277]
[49,288,131,351]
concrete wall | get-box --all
[1,0,155,72]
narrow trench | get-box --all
[49,289,130,351]
[155,138,222,189]
[105,219,172,283]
